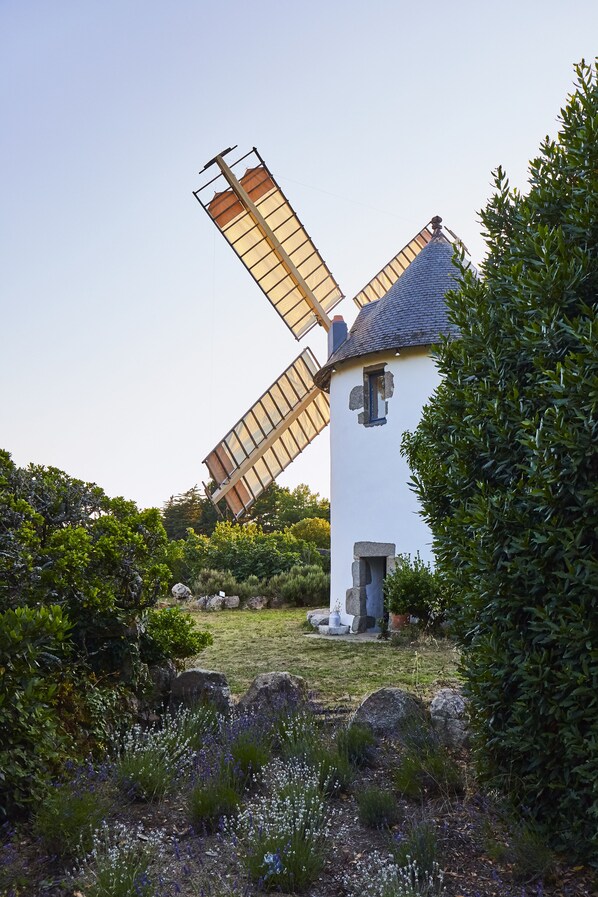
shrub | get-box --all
[234,759,330,892]
[345,853,445,897]
[229,730,271,790]
[72,821,166,897]
[393,728,463,800]
[357,786,401,829]
[192,567,240,598]
[0,604,71,818]
[267,564,330,607]
[188,778,240,833]
[392,816,438,873]
[401,61,598,858]
[288,517,330,549]
[336,722,376,768]
[33,772,113,859]
[141,606,212,667]
[384,554,442,623]
[115,713,192,801]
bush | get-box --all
[142,606,212,667]
[401,61,598,858]
[392,816,438,873]
[188,778,240,833]
[267,564,330,607]
[33,773,113,859]
[0,604,71,818]
[288,517,330,549]
[393,728,463,800]
[72,821,165,897]
[383,554,443,623]
[175,521,316,584]
[115,713,192,801]
[336,722,376,768]
[357,786,400,829]
[192,567,240,598]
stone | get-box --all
[193,596,208,611]
[172,582,192,601]
[146,660,177,710]
[223,595,240,609]
[318,624,350,636]
[245,595,269,610]
[430,687,469,748]
[206,595,226,611]
[307,608,329,628]
[170,668,232,715]
[237,671,308,715]
[352,687,424,738]
[353,541,395,559]
[351,614,368,633]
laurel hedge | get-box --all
[402,61,598,859]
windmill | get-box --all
[193,145,455,520]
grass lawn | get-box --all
[189,607,461,707]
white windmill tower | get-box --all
[193,147,467,633]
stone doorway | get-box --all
[345,541,396,632]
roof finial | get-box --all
[431,215,442,233]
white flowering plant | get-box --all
[72,822,167,897]
[345,853,446,897]
[232,759,333,892]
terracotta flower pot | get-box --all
[389,613,410,631]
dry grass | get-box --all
[188,608,460,707]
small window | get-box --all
[366,368,386,424]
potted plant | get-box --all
[383,553,437,631]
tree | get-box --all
[289,516,330,549]
[162,485,221,539]
[401,61,598,858]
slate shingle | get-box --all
[314,231,463,391]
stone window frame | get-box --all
[363,363,388,427]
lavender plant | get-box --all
[116,710,194,801]
[232,759,333,892]
[345,853,446,897]
[71,822,167,897]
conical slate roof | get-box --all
[314,228,463,391]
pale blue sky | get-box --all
[1,1,596,509]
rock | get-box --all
[223,595,240,609]
[206,595,226,611]
[245,595,269,610]
[237,672,308,715]
[352,687,424,739]
[146,660,177,710]
[307,608,329,628]
[172,582,192,601]
[193,596,208,611]
[430,687,469,748]
[170,668,232,715]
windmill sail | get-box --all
[204,348,329,518]
[194,147,344,339]
[352,222,435,309]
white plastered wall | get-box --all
[328,347,441,627]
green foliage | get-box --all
[0,604,71,818]
[392,816,438,874]
[174,521,316,584]
[229,730,272,790]
[393,729,463,800]
[288,516,330,548]
[162,484,221,539]
[192,567,240,597]
[383,554,444,623]
[142,606,212,667]
[336,722,377,768]
[73,821,165,897]
[357,786,400,829]
[187,778,240,832]
[33,779,113,859]
[401,61,598,858]
[247,482,329,532]
[115,712,192,802]
[266,564,330,607]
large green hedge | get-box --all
[402,61,598,859]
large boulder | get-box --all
[245,595,268,610]
[307,609,329,628]
[430,687,469,748]
[172,582,192,601]
[205,595,226,611]
[352,687,424,739]
[223,595,240,609]
[170,668,232,715]
[237,672,308,715]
